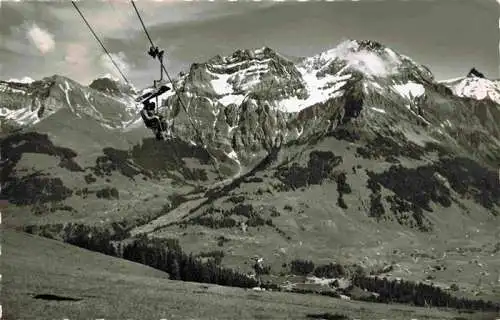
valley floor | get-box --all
[3,229,496,320]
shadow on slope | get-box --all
[90,137,213,183]
[1,132,82,206]
[32,294,81,302]
[0,132,215,211]
[1,132,83,177]
[131,137,211,181]
[366,156,500,231]
[274,150,343,191]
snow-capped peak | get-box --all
[96,73,132,87]
[173,40,440,115]
[298,39,430,81]
[440,69,500,105]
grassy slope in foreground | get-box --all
[2,229,494,320]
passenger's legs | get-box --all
[151,116,163,131]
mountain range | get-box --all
[2,40,499,166]
[2,39,499,318]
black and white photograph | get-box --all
[1,0,499,319]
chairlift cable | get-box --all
[71,1,131,85]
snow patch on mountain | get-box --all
[226,150,240,164]
[204,56,281,102]
[7,76,34,84]
[370,107,386,114]
[59,80,74,113]
[218,94,246,107]
[208,72,233,95]
[440,119,453,129]
[0,106,40,126]
[275,70,350,113]
[0,85,26,95]
[392,82,425,100]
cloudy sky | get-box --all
[0,0,498,88]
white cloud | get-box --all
[26,24,55,54]
[51,42,100,85]
[330,39,397,77]
[57,43,133,85]
[65,43,88,66]
[346,50,392,77]
[99,52,132,82]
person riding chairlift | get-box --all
[140,100,166,140]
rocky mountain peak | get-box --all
[467,68,486,79]
[0,74,139,131]
[353,39,386,52]
[180,46,306,103]
[89,75,137,97]
[89,77,122,96]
